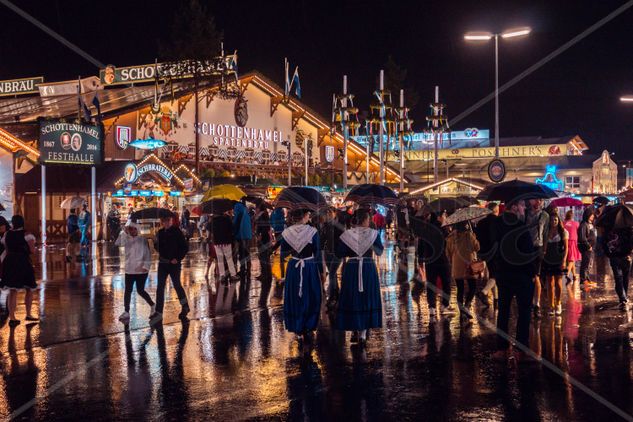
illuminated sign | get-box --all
[387,144,569,161]
[488,159,506,183]
[0,76,43,97]
[536,165,563,191]
[38,119,104,166]
[325,145,335,163]
[116,126,131,149]
[129,138,167,150]
[124,163,138,183]
[136,162,173,182]
[195,122,283,149]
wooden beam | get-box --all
[270,95,285,117]
[291,109,305,131]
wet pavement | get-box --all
[1,240,633,421]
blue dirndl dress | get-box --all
[335,228,384,331]
[280,225,322,334]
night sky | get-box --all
[2,0,633,158]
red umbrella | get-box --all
[550,197,583,207]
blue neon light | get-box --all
[128,138,167,150]
[536,165,563,191]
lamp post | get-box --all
[281,137,291,186]
[464,27,531,159]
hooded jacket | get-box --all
[578,207,597,251]
[115,230,152,274]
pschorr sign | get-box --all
[38,119,103,166]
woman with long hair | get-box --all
[563,210,581,285]
[542,211,568,316]
[0,215,38,325]
[335,209,384,345]
[446,221,480,322]
[279,209,323,343]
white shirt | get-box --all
[115,231,152,274]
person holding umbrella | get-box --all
[335,209,384,345]
[78,203,92,255]
[446,221,480,322]
[599,205,633,310]
[278,208,323,343]
[211,210,240,283]
[578,207,597,288]
[233,198,253,278]
[65,208,80,263]
[542,211,568,317]
[526,199,550,318]
[475,202,500,308]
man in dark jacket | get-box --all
[603,225,633,310]
[414,207,454,317]
[154,215,190,320]
[321,207,345,306]
[577,207,597,287]
[492,199,537,361]
[474,202,500,306]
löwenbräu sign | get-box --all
[38,119,104,165]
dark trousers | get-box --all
[426,264,451,308]
[579,248,593,283]
[258,242,272,280]
[325,253,342,299]
[156,263,189,314]
[496,275,534,351]
[609,256,632,303]
[124,273,155,312]
[455,278,476,308]
[236,239,251,276]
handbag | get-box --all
[468,260,486,278]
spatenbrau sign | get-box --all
[38,119,104,166]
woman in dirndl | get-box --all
[279,209,322,342]
[0,215,38,326]
[336,209,384,346]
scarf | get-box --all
[281,224,317,254]
[340,227,378,257]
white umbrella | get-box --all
[442,206,491,226]
[60,197,86,210]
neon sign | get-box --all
[536,165,563,191]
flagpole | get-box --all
[378,70,385,186]
[399,89,405,192]
[77,75,81,122]
[342,75,348,190]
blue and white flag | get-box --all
[291,66,301,98]
[284,58,301,99]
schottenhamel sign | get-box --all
[38,119,104,166]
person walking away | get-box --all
[212,211,240,283]
[255,203,273,282]
[446,221,480,322]
[0,216,10,271]
[279,209,323,343]
[563,210,581,286]
[474,202,500,307]
[415,206,454,317]
[271,207,287,280]
[526,199,550,318]
[542,212,568,316]
[492,199,537,362]
[233,199,253,278]
[65,208,80,263]
[154,214,190,320]
[321,207,345,308]
[204,215,218,279]
[0,215,38,325]
[603,225,633,311]
[78,203,92,256]
[593,199,610,281]
[577,207,597,288]
[115,221,155,323]
[107,206,121,242]
[336,209,384,345]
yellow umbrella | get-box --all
[202,184,246,202]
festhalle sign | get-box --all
[38,119,104,166]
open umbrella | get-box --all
[456,195,480,206]
[550,197,583,207]
[195,198,236,215]
[60,196,86,210]
[202,184,246,202]
[476,180,557,202]
[131,207,174,220]
[428,197,471,215]
[595,204,633,230]
[345,184,398,206]
[593,196,610,207]
[274,186,327,211]
[443,206,492,226]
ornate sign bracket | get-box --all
[178,93,194,115]
[317,128,330,147]
[291,109,305,131]
[270,95,287,117]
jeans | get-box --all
[156,262,189,314]
[236,239,251,276]
[325,253,342,299]
[124,273,154,312]
[609,256,632,303]
[579,248,593,283]
[455,278,476,308]
[496,275,534,351]
[215,244,237,278]
[426,264,451,308]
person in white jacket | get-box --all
[115,221,155,322]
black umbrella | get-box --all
[197,198,236,215]
[131,207,174,220]
[593,196,610,207]
[428,197,470,215]
[456,195,479,206]
[476,180,557,202]
[595,204,633,230]
[345,184,399,206]
[275,186,327,211]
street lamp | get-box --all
[620,96,633,103]
[464,26,531,158]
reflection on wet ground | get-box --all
[0,240,632,420]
